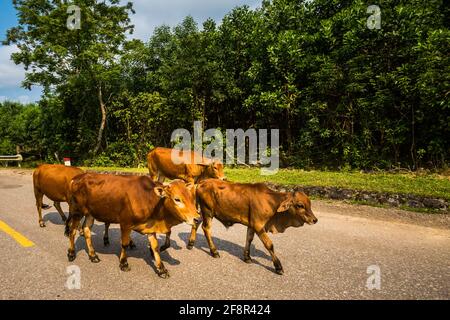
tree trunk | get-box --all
[93,85,107,155]
[286,106,292,156]
[285,84,293,158]
[410,103,417,170]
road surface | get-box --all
[0,169,449,299]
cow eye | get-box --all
[295,204,304,209]
[174,198,182,203]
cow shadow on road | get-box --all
[73,224,182,272]
[43,211,67,226]
[178,232,274,271]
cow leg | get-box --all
[160,231,171,252]
[83,215,100,263]
[157,172,165,183]
[256,230,283,275]
[67,215,81,262]
[147,161,158,181]
[54,202,67,222]
[148,233,169,278]
[78,216,85,237]
[187,221,200,249]
[34,189,45,227]
[118,226,132,272]
[64,214,72,237]
[202,216,219,258]
[103,223,110,246]
[243,227,255,263]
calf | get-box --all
[147,147,225,183]
[66,173,200,278]
[147,147,225,251]
[187,179,318,275]
[33,164,83,227]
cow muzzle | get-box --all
[305,213,318,225]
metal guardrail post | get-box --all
[0,154,23,167]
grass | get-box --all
[84,166,450,200]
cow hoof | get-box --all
[275,268,284,275]
[187,243,194,250]
[160,244,169,252]
[67,251,76,262]
[211,251,220,258]
[103,238,110,247]
[120,262,130,272]
[89,255,100,263]
[243,257,252,264]
[157,269,170,279]
[61,216,67,222]
[39,222,46,228]
[128,242,136,250]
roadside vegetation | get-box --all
[1,0,449,170]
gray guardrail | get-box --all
[0,154,23,167]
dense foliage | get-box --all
[1,0,449,169]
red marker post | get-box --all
[63,157,71,166]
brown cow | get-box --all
[33,164,84,227]
[66,173,200,278]
[147,147,225,251]
[187,179,318,275]
[147,147,226,183]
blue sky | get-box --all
[0,0,260,103]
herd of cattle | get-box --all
[32,147,318,278]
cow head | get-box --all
[276,192,318,225]
[201,161,226,180]
[154,180,200,225]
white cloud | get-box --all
[0,45,42,102]
[0,45,25,89]
[126,0,261,40]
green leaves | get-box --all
[1,0,448,169]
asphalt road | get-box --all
[0,169,449,299]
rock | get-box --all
[359,193,374,203]
[342,189,353,199]
[387,197,400,207]
[329,189,342,200]
[407,200,423,208]
[422,198,446,209]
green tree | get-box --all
[3,0,134,155]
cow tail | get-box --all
[64,179,76,237]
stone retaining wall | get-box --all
[265,183,449,212]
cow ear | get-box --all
[154,186,167,198]
[277,198,293,212]
[186,182,195,189]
